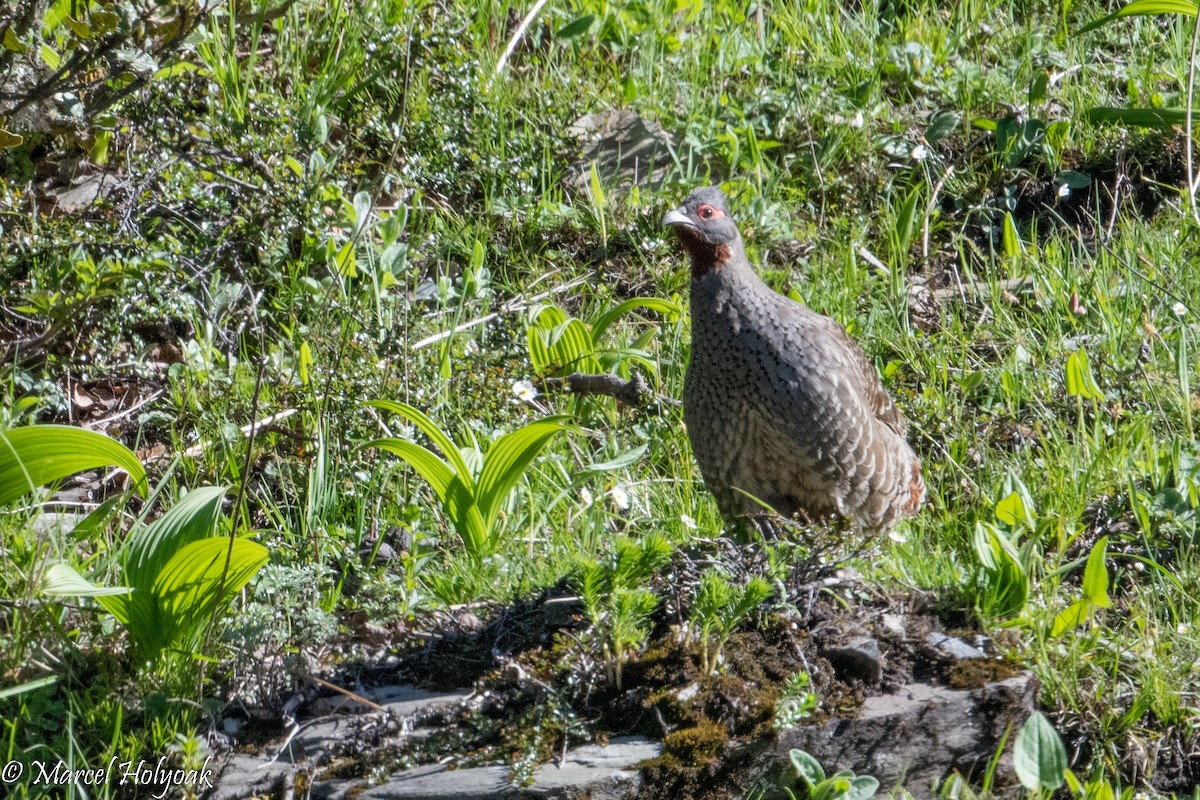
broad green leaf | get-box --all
[476,420,569,530]
[790,749,826,786]
[369,438,456,500]
[3,28,29,54]
[1055,170,1092,190]
[588,161,607,208]
[0,425,148,505]
[1050,599,1092,637]
[893,184,923,255]
[351,190,372,238]
[369,401,474,484]
[994,492,1029,528]
[1066,350,1104,400]
[845,775,881,800]
[528,305,600,375]
[1080,0,1197,34]
[1013,712,1067,790]
[1082,536,1112,607]
[42,0,72,31]
[591,297,682,341]
[973,522,1029,617]
[335,240,357,278]
[926,110,960,142]
[298,340,313,387]
[40,563,131,597]
[124,486,229,592]
[40,43,60,70]
[152,537,269,654]
[153,61,202,80]
[557,14,596,38]
[369,437,487,556]
[1002,212,1021,258]
[1028,70,1049,104]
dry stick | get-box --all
[921,165,954,261]
[198,360,269,697]
[539,372,678,407]
[1185,10,1195,217]
[493,0,551,79]
[1189,7,1200,224]
[176,407,301,459]
[410,275,590,351]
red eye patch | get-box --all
[696,204,725,220]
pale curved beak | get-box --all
[662,208,695,228]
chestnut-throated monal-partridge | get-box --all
[664,186,924,535]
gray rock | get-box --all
[823,636,883,685]
[565,109,675,193]
[759,673,1038,799]
[208,686,473,800]
[927,632,987,660]
[206,754,294,800]
[326,736,663,800]
[878,613,906,639]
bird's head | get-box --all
[662,186,741,278]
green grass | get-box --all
[4,0,1200,795]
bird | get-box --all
[663,186,924,536]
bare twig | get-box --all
[493,0,550,79]
[410,275,590,351]
[540,372,678,408]
[1188,7,1200,222]
[856,245,891,278]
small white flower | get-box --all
[580,487,593,508]
[849,110,864,128]
[910,144,928,161]
[610,485,630,511]
[465,339,479,355]
[680,514,697,530]
[1057,183,1070,198]
[1173,301,1188,318]
[511,380,537,403]
[1178,622,1190,635]
[888,529,908,544]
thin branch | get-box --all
[493,0,550,79]
[1187,6,1200,223]
[539,372,678,408]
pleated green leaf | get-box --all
[0,424,148,505]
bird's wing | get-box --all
[759,297,907,439]
[813,314,908,437]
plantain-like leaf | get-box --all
[151,537,269,655]
[790,749,826,786]
[1013,711,1067,790]
[0,424,148,505]
[124,486,229,592]
[475,420,569,532]
[369,401,474,483]
[1082,536,1112,607]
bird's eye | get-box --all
[698,205,715,219]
